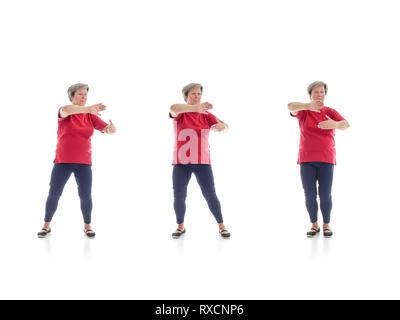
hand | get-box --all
[211,122,228,132]
[104,120,116,134]
[318,115,337,130]
[195,102,213,114]
[308,100,323,112]
[89,103,106,116]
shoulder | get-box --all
[323,106,340,115]
[324,106,338,112]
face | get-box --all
[186,87,202,105]
[310,86,325,103]
[71,87,88,106]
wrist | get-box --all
[190,104,199,113]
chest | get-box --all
[59,114,94,135]
[301,110,329,127]
[178,113,209,130]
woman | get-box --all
[169,83,230,238]
[288,81,349,237]
[37,83,116,238]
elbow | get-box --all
[60,105,70,117]
[287,103,294,111]
[170,105,178,117]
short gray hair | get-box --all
[67,83,89,101]
[182,83,203,101]
[307,81,328,96]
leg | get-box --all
[44,164,74,223]
[173,165,192,225]
[193,165,223,224]
[73,164,93,225]
[317,163,334,224]
[300,163,319,224]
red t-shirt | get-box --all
[170,112,221,165]
[54,108,108,165]
[291,106,345,165]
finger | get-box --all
[326,115,332,120]
[109,120,113,125]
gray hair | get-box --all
[182,83,203,101]
[67,83,89,101]
[307,81,328,96]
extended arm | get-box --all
[288,100,323,115]
[60,103,106,118]
[170,102,212,118]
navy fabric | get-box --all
[173,164,223,224]
[45,163,93,224]
[300,162,334,223]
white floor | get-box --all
[2,168,400,300]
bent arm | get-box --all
[169,104,198,118]
[288,100,323,115]
[60,105,90,118]
[170,102,212,118]
[60,103,106,118]
[288,102,311,115]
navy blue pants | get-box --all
[300,162,334,224]
[173,164,223,224]
[45,163,93,224]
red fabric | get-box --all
[170,111,221,165]
[55,108,108,165]
[292,106,345,165]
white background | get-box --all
[0,0,399,299]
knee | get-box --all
[303,188,317,200]
[319,190,332,203]
[78,189,92,201]
[174,190,187,200]
[202,190,218,201]
[48,188,63,200]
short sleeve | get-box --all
[89,114,108,131]
[326,107,345,121]
[205,112,223,128]
[290,110,305,120]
